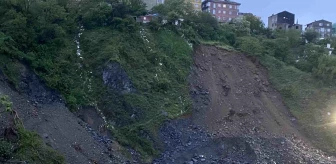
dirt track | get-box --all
[154,45,336,163]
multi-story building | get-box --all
[306,20,333,39]
[201,0,241,22]
[268,11,302,31]
[332,23,336,37]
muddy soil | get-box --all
[154,45,336,164]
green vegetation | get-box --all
[0,95,65,163]
[1,0,336,162]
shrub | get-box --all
[236,36,263,56]
[0,140,14,160]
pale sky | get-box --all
[238,0,335,27]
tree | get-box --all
[313,55,336,82]
[244,15,265,35]
[303,29,319,43]
[296,43,326,72]
[230,17,251,37]
[236,36,263,56]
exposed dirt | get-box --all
[0,66,127,164]
[154,45,336,163]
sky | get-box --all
[238,0,336,27]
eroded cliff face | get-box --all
[103,62,136,94]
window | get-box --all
[319,23,323,26]
[321,28,325,32]
[229,11,232,15]
[296,26,298,29]
[327,24,330,26]
[218,10,221,13]
[237,12,239,15]
[218,4,221,7]
[223,4,226,8]
[223,11,226,14]
[229,18,232,21]
[229,5,232,8]
[327,29,331,32]
[195,4,199,8]
[212,9,216,14]
[213,3,216,8]
[144,17,146,20]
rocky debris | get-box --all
[103,62,135,94]
[153,119,211,164]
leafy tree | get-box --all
[244,15,264,35]
[274,38,290,62]
[304,29,319,43]
[296,43,326,72]
[230,17,251,37]
[236,36,263,56]
[313,55,336,82]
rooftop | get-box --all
[307,19,333,25]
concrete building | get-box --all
[306,20,333,39]
[268,11,302,31]
[201,0,241,22]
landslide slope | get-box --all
[0,65,126,164]
[155,45,336,163]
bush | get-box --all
[313,55,336,83]
[236,36,263,56]
[0,140,14,160]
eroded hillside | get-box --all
[154,45,336,163]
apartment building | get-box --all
[201,0,241,22]
[306,20,333,39]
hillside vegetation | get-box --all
[1,0,336,162]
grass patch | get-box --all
[260,54,336,154]
[200,40,236,52]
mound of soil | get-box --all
[154,45,336,163]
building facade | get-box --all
[306,20,333,39]
[201,0,241,22]
[268,11,302,31]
